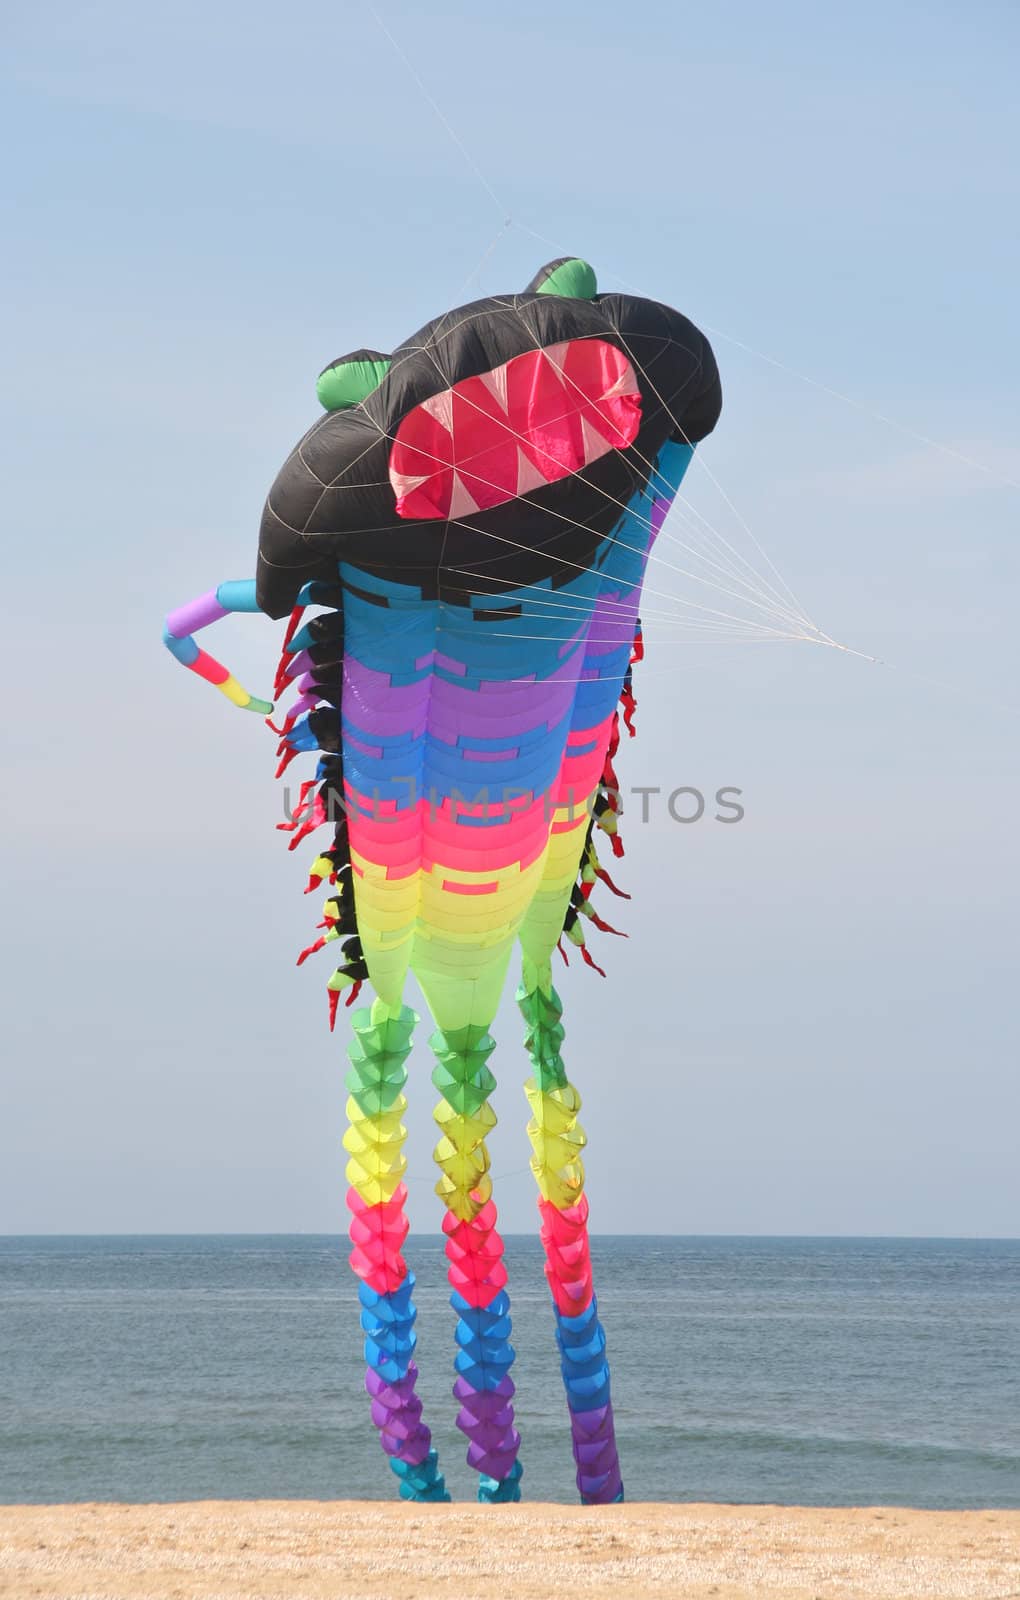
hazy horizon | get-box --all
[4,1230,1018,1240]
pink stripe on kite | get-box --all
[190,649,229,686]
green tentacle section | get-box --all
[517,960,569,1095]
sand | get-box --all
[0,1501,1017,1600]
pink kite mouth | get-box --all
[389,338,642,521]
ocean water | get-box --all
[1,1235,1017,1507]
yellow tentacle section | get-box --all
[343,1093,408,1205]
[524,1079,587,1208]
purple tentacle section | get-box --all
[452,1373,521,1480]
[165,590,228,638]
[570,1401,623,1503]
[364,1364,431,1465]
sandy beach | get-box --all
[1,1501,1017,1600]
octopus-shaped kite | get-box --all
[164,258,721,1504]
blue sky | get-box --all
[1,0,1017,1235]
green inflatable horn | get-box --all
[317,349,392,411]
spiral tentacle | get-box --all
[519,971,623,1504]
[430,1023,523,1502]
[345,1001,449,1502]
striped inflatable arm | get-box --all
[162,579,274,714]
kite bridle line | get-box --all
[295,311,811,642]
[363,0,1020,699]
[397,323,816,637]
[359,0,831,645]
[165,194,883,712]
[351,399,819,644]
[162,409,811,718]
[268,252,814,642]
[418,273,817,635]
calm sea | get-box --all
[1,1235,1017,1507]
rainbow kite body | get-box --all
[164,258,721,1504]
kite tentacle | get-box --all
[430,1024,523,1503]
[345,1001,450,1503]
[518,968,623,1505]
[279,595,443,1497]
[162,578,274,713]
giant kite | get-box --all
[164,258,722,1504]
